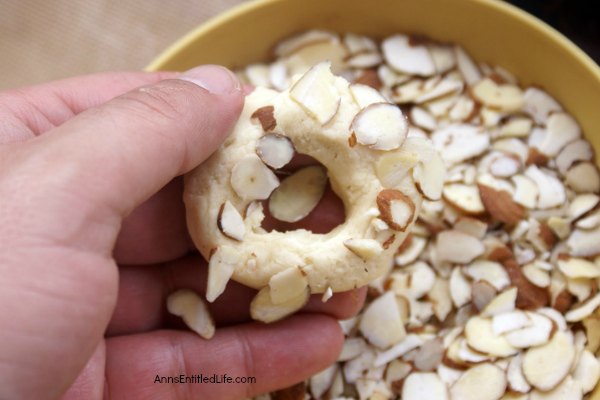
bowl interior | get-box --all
[147,0,600,155]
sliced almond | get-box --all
[576,209,600,229]
[454,217,488,239]
[343,348,376,384]
[455,45,482,85]
[375,136,436,188]
[206,245,240,302]
[558,257,600,279]
[245,63,270,87]
[465,316,518,357]
[524,165,566,209]
[511,174,539,209]
[382,34,436,76]
[413,151,446,201]
[351,103,408,150]
[343,33,377,54]
[479,184,526,225]
[556,139,594,175]
[537,112,581,156]
[437,230,485,263]
[385,359,413,392]
[507,353,531,393]
[464,260,511,291]
[449,96,477,121]
[344,238,384,261]
[481,287,518,316]
[450,363,507,400]
[429,43,456,73]
[429,277,453,322]
[583,315,600,353]
[497,116,533,138]
[450,268,472,308]
[349,83,387,109]
[472,280,498,312]
[338,337,368,362]
[565,162,600,193]
[377,63,410,87]
[359,291,406,349]
[346,51,383,68]
[443,184,485,215]
[403,372,449,400]
[268,61,288,91]
[289,62,341,125]
[231,154,280,201]
[494,138,530,164]
[503,258,550,310]
[504,312,553,348]
[492,310,532,335]
[268,165,327,222]
[573,349,600,393]
[489,154,521,177]
[472,78,524,112]
[374,334,423,367]
[269,267,308,304]
[255,133,295,169]
[250,285,309,323]
[522,330,575,391]
[251,105,277,132]
[565,293,600,322]
[167,289,215,339]
[395,235,427,266]
[529,376,583,400]
[410,106,437,130]
[274,29,338,57]
[522,263,551,287]
[415,78,464,104]
[309,364,338,399]
[376,189,416,231]
[567,226,600,257]
[432,124,490,165]
[217,201,246,241]
[569,194,600,220]
[522,87,562,124]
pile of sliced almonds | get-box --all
[239,30,600,400]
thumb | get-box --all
[28,65,244,218]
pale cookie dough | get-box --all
[184,62,443,322]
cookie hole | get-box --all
[261,154,346,233]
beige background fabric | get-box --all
[0,0,246,89]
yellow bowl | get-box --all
[147,0,600,154]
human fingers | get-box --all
[108,255,366,335]
[0,71,177,143]
[104,314,343,400]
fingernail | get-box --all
[178,65,241,95]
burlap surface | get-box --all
[0,0,246,89]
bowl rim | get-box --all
[146,0,600,82]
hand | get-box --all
[0,66,366,399]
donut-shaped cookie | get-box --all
[184,62,443,322]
